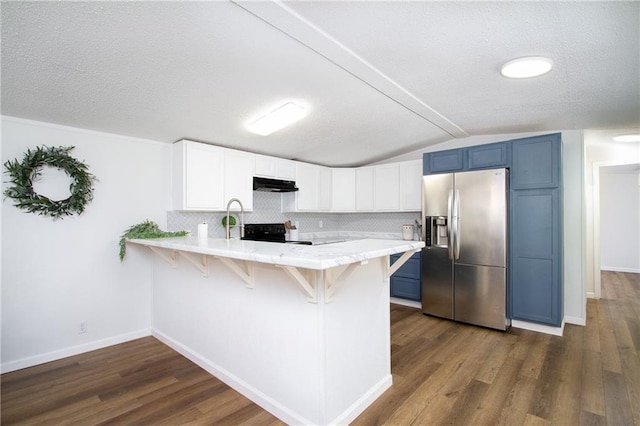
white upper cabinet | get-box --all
[278,160,296,181]
[319,166,332,211]
[174,139,423,214]
[283,162,331,212]
[254,154,296,180]
[289,162,319,211]
[399,160,422,211]
[224,149,254,211]
[356,166,375,211]
[331,168,356,212]
[173,140,254,211]
[374,163,400,211]
[173,140,224,211]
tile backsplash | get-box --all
[167,192,420,239]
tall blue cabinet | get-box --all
[423,133,563,327]
[509,134,563,326]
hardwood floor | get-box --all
[2,271,638,425]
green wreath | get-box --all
[3,145,96,219]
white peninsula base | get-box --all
[128,237,423,425]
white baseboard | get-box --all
[587,292,596,299]
[390,297,421,309]
[330,374,392,425]
[601,266,640,273]
[152,329,313,426]
[1,329,151,374]
[511,319,565,336]
[564,315,586,326]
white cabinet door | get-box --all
[277,159,296,180]
[254,154,277,178]
[399,160,422,211]
[224,149,254,211]
[356,166,375,211]
[331,168,356,211]
[319,166,332,211]
[254,155,296,180]
[283,162,332,212]
[374,163,400,211]
[293,162,320,211]
[173,140,224,211]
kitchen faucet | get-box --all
[225,198,245,240]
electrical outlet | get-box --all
[319,220,323,228]
[78,320,88,334]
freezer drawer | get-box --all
[454,263,508,330]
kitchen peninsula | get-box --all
[127,237,424,425]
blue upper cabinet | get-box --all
[467,142,509,170]
[423,148,464,174]
[510,133,561,189]
[424,142,508,175]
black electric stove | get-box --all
[242,223,312,245]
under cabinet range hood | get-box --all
[253,176,299,192]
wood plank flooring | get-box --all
[2,271,638,425]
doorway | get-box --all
[593,161,640,298]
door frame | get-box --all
[591,160,640,299]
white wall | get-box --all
[1,116,171,372]
[599,169,640,273]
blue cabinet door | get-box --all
[510,188,562,326]
[511,133,561,189]
[390,252,421,301]
[424,149,464,174]
[466,142,508,170]
[391,276,421,301]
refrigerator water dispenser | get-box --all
[425,216,448,247]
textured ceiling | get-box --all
[2,1,639,166]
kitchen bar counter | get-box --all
[127,236,423,270]
[127,237,423,425]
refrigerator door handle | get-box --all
[453,189,460,260]
[447,189,453,260]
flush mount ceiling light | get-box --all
[501,56,553,79]
[246,102,307,136]
[612,133,640,143]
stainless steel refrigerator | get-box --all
[421,168,509,330]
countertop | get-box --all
[127,237,424,270]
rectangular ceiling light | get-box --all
[246,102,307,136]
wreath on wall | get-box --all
[3,145,96,219]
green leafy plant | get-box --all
[221,215,236,228]
[119,220,187,262]
[3,145,96,219]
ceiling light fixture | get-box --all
[612,133,640,143]
[501,56,553,79]
[246,102,307,136]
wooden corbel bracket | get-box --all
[277,265,316,303]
